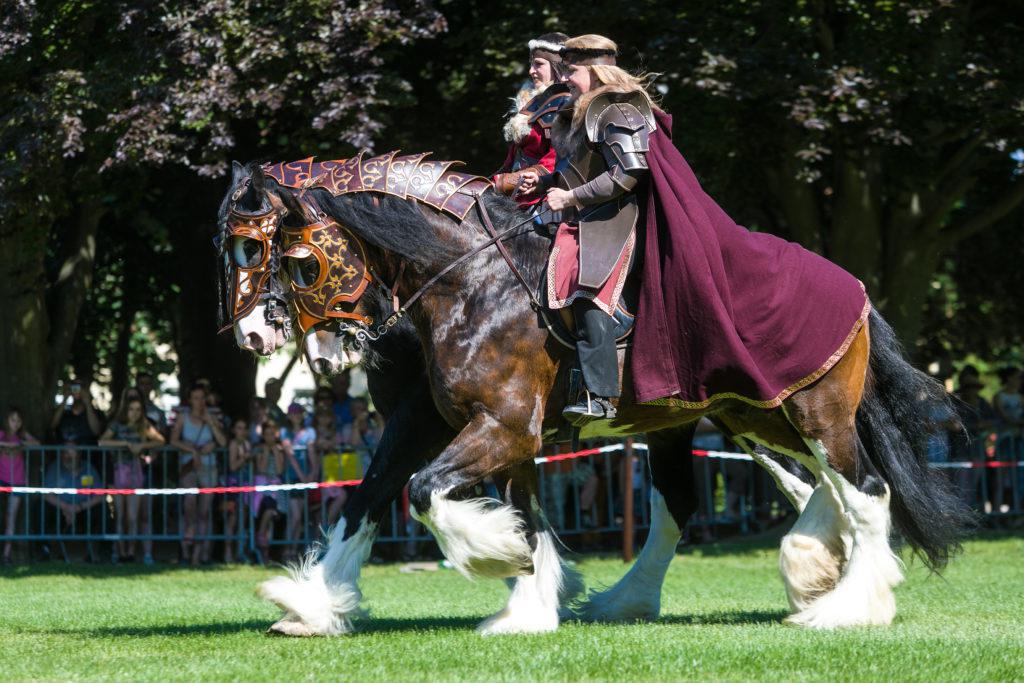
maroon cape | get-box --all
[631,112,869,407]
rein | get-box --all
[354,199,543,342]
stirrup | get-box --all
[562,391,617,426]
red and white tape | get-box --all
[0,442,1015,496]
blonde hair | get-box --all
[563,34,660,128]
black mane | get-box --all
[294,184,549,288]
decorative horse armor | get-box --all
[260,151,493,334]
[263,150,492,221]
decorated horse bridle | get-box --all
[279,212,374,332]
[219,180,291,337]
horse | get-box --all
[217,163,585,636]
[218,155,973,636]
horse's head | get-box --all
[277,196,379,376]
[217,161,292,356]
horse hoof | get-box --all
[476,609,559,635]
[267,618,322,637]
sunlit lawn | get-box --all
[1,533,1022,681]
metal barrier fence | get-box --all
[0,436,1020,564]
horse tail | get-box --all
[855,308,977,571]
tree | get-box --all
[385,1,1024,353]
[0,1,444,432]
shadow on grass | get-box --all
[657,609,787,626]
[31,620,273,638]
[31,610,786,639]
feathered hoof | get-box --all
[415,493,535,579]
[574,589,660,624]
[266,617,323,637]
[476,608,559,636]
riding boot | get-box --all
[563,299,619,424]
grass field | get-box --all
[2,533,1022,681]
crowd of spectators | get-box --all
[926,365,1024,516]
[0,369,383,565]
[1,361,1022,566]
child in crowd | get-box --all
[170,382,226,566]
[281,404,318,562]
[252,420,289,563]
[222,418,252,564]
[0,408,39,564]
[99,390,165,564]
[311,409,351,525]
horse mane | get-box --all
[297,184,549,289]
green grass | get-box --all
[1,534,1022,682]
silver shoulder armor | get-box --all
[595,101,652,172]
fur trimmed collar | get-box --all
[502,84,543,144]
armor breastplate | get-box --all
[558,143,639,290]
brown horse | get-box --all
[219,160,972,636]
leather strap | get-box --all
[476,198,542,311]
[363,204,540,340]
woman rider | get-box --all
[519,34,656,423]
[491,33,571,208]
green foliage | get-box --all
[1,0,1022,407]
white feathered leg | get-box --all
[260,517,376,636]
[779,484,850,612]
[477,528,580,635]
[411,491,534,579]
[577,489,681,622]
[786,440,904,628]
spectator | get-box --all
[99,390,165,565]
[329,371,353,428]
[194,377,228,430]
[135,371,168,435]
[42,441,104,562]
[993,367,1023,452]
[206,389,231,431]
[0,408,40,564]
[311,409,350,525]
[541,451,598,530]
[346,397,379,473]
[51,378,102,445]
[991,366,1023,514]
[925,387,959,464]
[248,397,269,444]
[223,418,252,564]
[252,420,289,564]
[281,404,319,563]
[170,382,227,566]
[951,369,997,505]
[264,378,287,426]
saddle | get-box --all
[540,267,638,349]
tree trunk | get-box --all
[0,200,103,436]
[109,302,137,406]
[0,271,51,436]
[826,151,883,291]
[46,200,104,392]
[165,196,257,419]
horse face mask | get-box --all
[221,203,285,326]
[280,216,373,334]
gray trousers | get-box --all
[573,299,619,398]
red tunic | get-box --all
[494,124,558,208]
